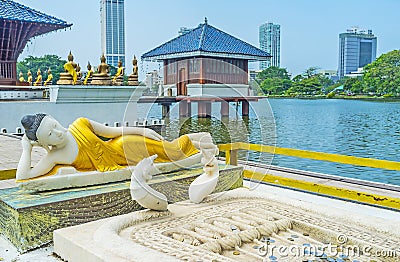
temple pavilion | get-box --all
[0,0,71,85]
[141,18,271,117]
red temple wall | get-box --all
[164,57,248,85]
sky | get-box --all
[17,0,400,79]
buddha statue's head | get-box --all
[27,70,32,76]
[21,114,68,147]
[68,51,74,62]
[37,68,41,76]
[47,68,52,74]
[118,60,122,67]
[87,62,92,70]
[100,54,106,63]
[132,55,137,66]
[76,63,81,72]
[19,71,23,77]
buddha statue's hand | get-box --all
[21,135,33,151]
[142,128,164,141]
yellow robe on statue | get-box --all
[69,117,199,172]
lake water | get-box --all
[138,98,400,186]
[2,97,398,186]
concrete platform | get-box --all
[0,164,243,252]
[240,160,400,210]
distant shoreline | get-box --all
[265,95,400,102]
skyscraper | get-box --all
[100,0,125,67]
[259,22,280,70]
[338,27,377,78]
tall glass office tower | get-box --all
[100,0,125,67]
[338,27,377,79]
[259,22,280,70]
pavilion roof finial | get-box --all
[204,17,208,24]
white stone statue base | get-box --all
[54,187,400,262]
[19,153,203,192]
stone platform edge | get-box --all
[0,164,243,252]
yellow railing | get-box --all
[218,142,400,171]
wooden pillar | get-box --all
[162,104,170,118]
[199,58,205,84]
[187,102,192,116]
[179,100,189,117]
[242,100,249,116]
[164,60,168,85]
[198,101,206,118]
[205,102,212,117]
[220,101,229,117]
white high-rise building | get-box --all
[100,0,125,67]
[259,22,280,70]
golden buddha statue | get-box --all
[57,51,78,85]
[27,70,33,86]
[112,60,124,86]
[91,54,111,85]
[83,62,93,85]
[128,55,139,86]
[34,68,42,86]
[76,63,82,85]
[44,68,53,86]
[19,71,25,82]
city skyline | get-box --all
[16,0,400,78]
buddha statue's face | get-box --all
[36,116,68,147]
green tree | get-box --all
[260,78,292,95]
[287,67,332,95]
[17,55,66,84]
[288,77,323,95]
[363,50,400,95]
[256,67,291,95]
[292,74,304,83]
[303,66,319,78]
[326,77,346,94]
[343,77,363,94]
[256,66,290,83]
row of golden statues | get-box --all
[19,68,53,86]
[18,51,139,86]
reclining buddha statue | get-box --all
[17,114,219,206]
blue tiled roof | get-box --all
[142,21,271,61]
[0,0,71,26]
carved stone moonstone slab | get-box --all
[54,188,400,262]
